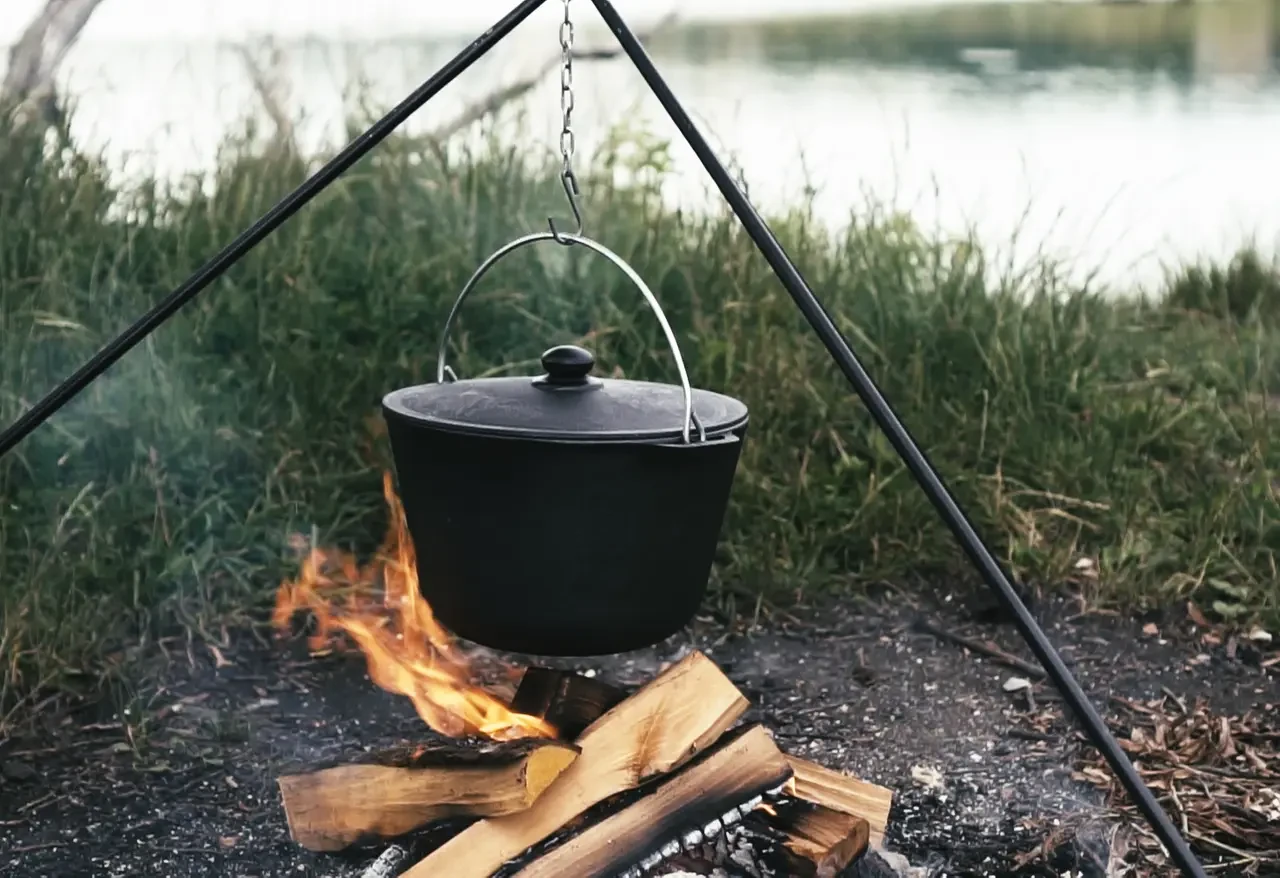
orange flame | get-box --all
[272,472,555,741]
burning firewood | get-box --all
[509,664,893,850]
[276,737,580,852]
[504,724,794,877]
[275,650,893,874]
[404,650,751,875]
[490,732,872,877]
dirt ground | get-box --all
[2,588,1275,878]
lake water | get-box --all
[5,0,1280,290]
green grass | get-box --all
[2,112,1278,723]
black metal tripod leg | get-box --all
[586,2,1206,876]
[0,0,550,460]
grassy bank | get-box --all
[2,115,1278,721]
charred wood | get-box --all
[509,667,628,741]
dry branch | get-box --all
[232,37,297,153]
[277,737,579,852]
[404,650,750,876]
[913,618,1046,680]
[511,724,793,877]
[787,756,893,848]
[2,0,105,127]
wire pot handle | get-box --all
[435,231,703,444]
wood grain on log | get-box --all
[277,737,579,852]
[754,797,871,877]
[511,724,793,877]
[403,651,750,877]
[786,756,893,847]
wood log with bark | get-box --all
[277,737,579,852]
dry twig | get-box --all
[2,0,106,127]
[912,619,1046,679]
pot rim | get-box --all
[382,379,749,445]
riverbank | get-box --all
[655,0,1280,76]
[1,117,1278,722]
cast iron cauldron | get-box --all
[381,231,748,656]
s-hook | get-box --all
[549,0,584,244]
[551,168,584,243]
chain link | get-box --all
[558,0,575,175]
[548,0,583,241]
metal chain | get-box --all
[558,0,576,177]
[548,0,582,242]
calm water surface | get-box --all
[7,0,1280,289]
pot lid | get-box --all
[382,345,749,443]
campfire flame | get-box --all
[272,472,555,741]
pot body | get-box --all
[383,408,746,656]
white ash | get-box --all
[616,785,792,878]
[358,845,406,878]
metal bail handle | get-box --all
[435,231,705,444]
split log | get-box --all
[510,724,793,877]
[749,797,871,877]
[787,755,893,847]
[509,667,628,741]
[277,737,579,852]
[404,650,750,876]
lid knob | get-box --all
[538,345,596,388]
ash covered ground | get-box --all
[2,591,1274,878]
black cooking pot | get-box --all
[381,232,749,656]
